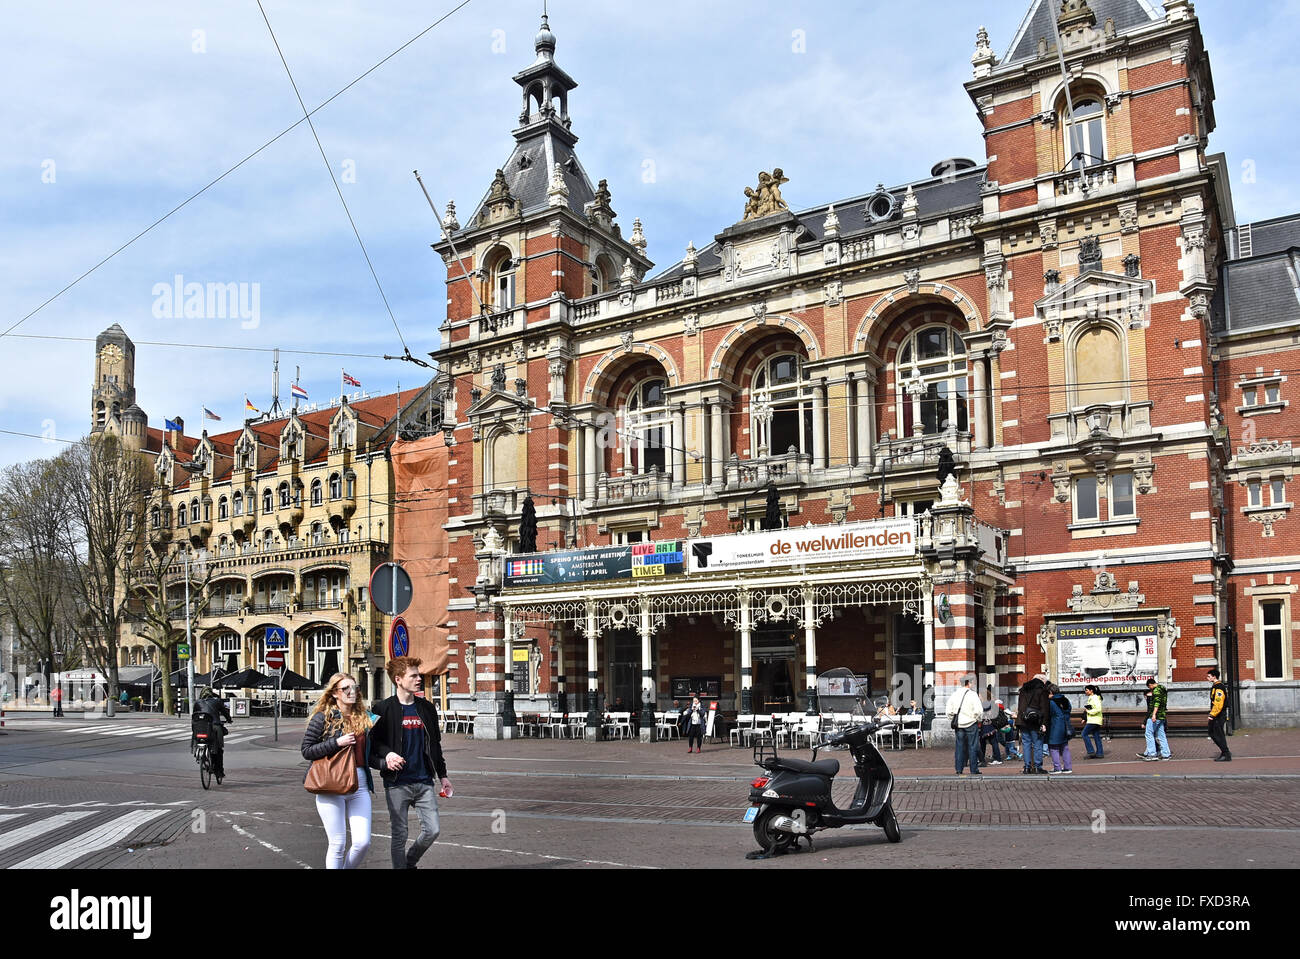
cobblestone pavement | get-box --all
[2,714,1298,869]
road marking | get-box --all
[0,814,24,826]
[9,809,168,868]
[220,815,312,869]
[223,735,263,746]
[364,829,655,869]
[477,756,634,764]
[0,811,95,854]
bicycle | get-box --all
[191,716,227,789]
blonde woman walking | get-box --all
[301,673,376,869]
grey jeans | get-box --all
[384,782,440,869]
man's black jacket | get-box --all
[368,695,448,786]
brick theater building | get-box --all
[419,0,1300,737]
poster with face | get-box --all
[1056,620,1159,685]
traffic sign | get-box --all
[369,562,413,616]
[177,644,191,661]
[265,626,288,649]
[390,618,409,658]
[265,650,285,670]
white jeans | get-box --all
[315,786,372,870]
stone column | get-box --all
[472,608,506,740]
[973,354,989,450]
[710,399,726,488]
[930,582,977,748]
[584,424,598,505]
[802,586,819,715]
[639,598,656,742]
[501,608,517,739]
[812,379,827,469]
[672,404,687,487]
[739,588,753,713]
[859,372,877,468]
[584,600,602,740]
[921,580,935,712]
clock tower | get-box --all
[92,323,146,451]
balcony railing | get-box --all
[875,429,972,472]
[596,468,672,505]
[298,599,344,612]
[249,601,288,615]
[723,450,813,489]
[1054,161,1118,198]
[1047,402,1153,445]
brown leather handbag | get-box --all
[304,737,358,795]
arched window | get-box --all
[311,521,323,545]
[486,431,519,490]
[328,473,341,500]
[310,479,322,506]
[486,249,516,310]
[262,488,273,514]
[151,506,160,529]
[262,528,274,552]
[1063,96,1106,171]
[278,482,290,509]
[218,497,228,520]
[752,353,813,456]
[895,323,969,436]
[624,378,668,474]
[177,503,187,526]
[95,401,106,429]
[1072,325,1126,408]
[191,499,200,522]
[344,471,355,499]
[232,491,243,517]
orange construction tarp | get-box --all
[391,436,451,677]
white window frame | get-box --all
[894,322,970,438]
[624,378,670,474]
[1254,596,1292,682]
[1063,95,1106,171]
[752,353,815,456]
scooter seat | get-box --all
[769,757,840,777]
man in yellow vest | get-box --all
[1207,669,1231,762]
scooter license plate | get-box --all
[742,806,759,823]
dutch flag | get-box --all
[291,383,309,401]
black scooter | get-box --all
[744,721,900,854]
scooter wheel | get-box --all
[753,808,795,855]
[881,804,901,844]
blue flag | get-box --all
[164,418,182,431]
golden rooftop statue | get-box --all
[742,168,790,220]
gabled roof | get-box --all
[1003,0,1164,66]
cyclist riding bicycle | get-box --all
[191,687,232,780]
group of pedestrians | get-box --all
[299,656,453,870]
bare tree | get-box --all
[131,540,214,716]
[0,458,84,695]
[53,434,151,717]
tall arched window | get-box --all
[151,506,160,529]
[191,499,200,522]
[625,378,668,473]
[218,497,228,520]
[328,473,341,500]
[486,249,516,310]
[752,353,813,456]
[895,324,969,436]
[262,528,274,552]
[310,479,322,506]
[177,503,187,526]
[262,488,273,514]
[232,491,243,517]
[278,482,290,509]
[1064,96,1106,171]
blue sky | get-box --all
[2,0,1296,470]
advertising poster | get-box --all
[630,541,685,577]
[504,546,633,587]
[1056,619,1159,685]
[687,518,917,574]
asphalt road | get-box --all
[3,713,1299,871]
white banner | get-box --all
[686,518,917,574]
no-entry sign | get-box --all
[265,650,285,670]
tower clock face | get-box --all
[100,344,123,364]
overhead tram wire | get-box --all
[2,0,476,341]
[8,333,390,361]
[257,0,412,362]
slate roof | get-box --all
[464,128,598,227]
[653,165,986,281]
[1213,250,1300,334]
[1003,0,1164,65]
[1246,215,1300,259]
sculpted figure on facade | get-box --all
[743,168,791,220]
